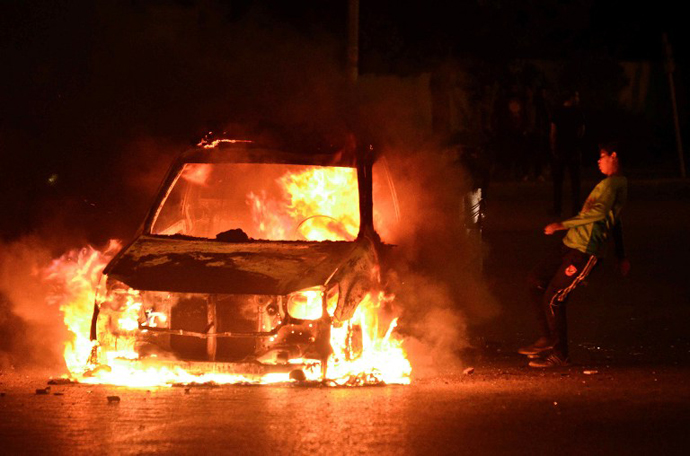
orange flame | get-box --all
[248,167,360,241]
[328,292,410,385]
[181,163,212,186]
[44,240,122,374]
[52,166,410,386]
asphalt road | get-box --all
[1,364,689,455]
[2,176,689,455]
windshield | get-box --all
[151,163,360,241]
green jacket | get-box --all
[562,175,627,257]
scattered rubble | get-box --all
[173,382,220,388]
[48,378,76,385]
[463,367,475,375]
[289,369,307,382]
[107,396,121,403]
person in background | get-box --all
[550,90,585,216]
[533,86,551,182]
[519,142,629,367]
[505,94,529,180]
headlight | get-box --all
[286,286,324,320]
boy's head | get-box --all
[598,142,620,176]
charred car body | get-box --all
[90,137,389,379]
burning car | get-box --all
[87,136,405,384]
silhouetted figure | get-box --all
[550,91,585,215]
[532,87,551,181]
[495,93,528,179]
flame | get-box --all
[196,138,253,149]
[51,165,410,387]
[43,240,122,374]
[249,167,359,241]
[328,291,411,385]
[181,163,212,185]
[47,244,311,387]
[281,167,360,241]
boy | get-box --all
[520,143,629,367]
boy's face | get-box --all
[598,150,618,176]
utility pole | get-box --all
[663,33,686,179]
[347,0,359,84]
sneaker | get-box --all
[518,337,554,356]
[528,353,571,368]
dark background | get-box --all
[1,0,687,245]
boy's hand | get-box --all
[544,222,564,235]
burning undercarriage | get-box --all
[81,137,410,386]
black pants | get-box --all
[552,155,581,215]
[528,245,598,358]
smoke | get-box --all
[0,237,69,372]
[357,75,501,376]
[374,146,500,377]
[0,2,501,375]
[398,276,470,377]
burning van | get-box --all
[87,137,408,384]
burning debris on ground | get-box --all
[47,378,77,385]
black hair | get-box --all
[599,141,622,168]
[599,141,619,155]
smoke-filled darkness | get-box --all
[0,1,499,374]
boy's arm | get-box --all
[544,183,615,235]
[561,185,616,229]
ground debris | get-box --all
[107,396,121,403]
[48,378,76,385]
[583,370,599,375]
[173,382,220,388]
[289,369,307,382]
[35,387,50,395]
[320,374,387,387]
[463,367,475,375]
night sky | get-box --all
[1,0,686,244]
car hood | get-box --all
[104,235,358,295]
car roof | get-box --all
[178,138,358,168]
